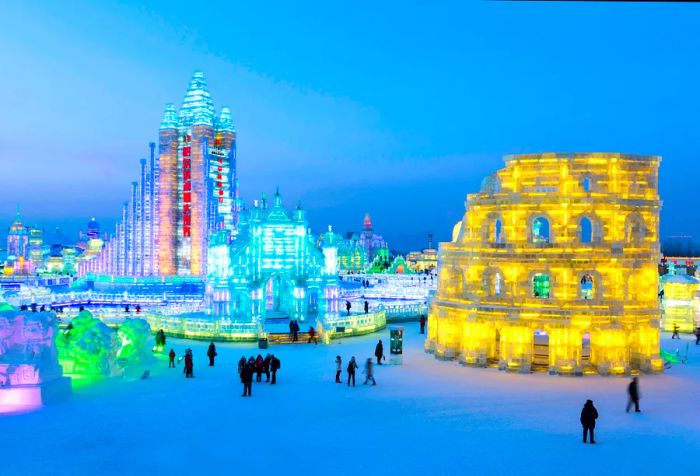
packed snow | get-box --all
[2,326,699,476]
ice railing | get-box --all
[321,310,387,338]
[144,314,259,341]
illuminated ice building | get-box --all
[426,153,664,376]
[82,71,239,277]
[206,190,339,323]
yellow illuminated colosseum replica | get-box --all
[426,152,664,376]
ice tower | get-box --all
[158,71,239,276]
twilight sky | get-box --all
[1,1,699,252]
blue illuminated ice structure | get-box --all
[207,190,340,323]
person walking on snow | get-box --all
[364,300,369,314]
[364,358,376,386]
[264,353,271,382]
[335,355,343,383]
[346,301,351,316]
[347,356,358,387]
[375,339,385,365]
[184,349,194,378]
[270,354,281,384]
[626,377,641,413]
[580,399,598,444]
[255,354,264,382]
[207,342,217,366]
[168,348,176,368]
[419,315,426,334]
[241,362,253,397]
[308,326,318,344]
[672,323,680,339]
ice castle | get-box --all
[206,190,340,323]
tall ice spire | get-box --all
[179,70,215,128]
[160,103,178,130]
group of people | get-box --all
[671,323,700,344]
[336,355,376,386]
[334,339,386,387]
[580,377,643,444]
[288,320,301,342]
[238,353,281,396]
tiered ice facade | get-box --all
[79,71,239,277]
[206,191,340,324]
[426,152,664,375]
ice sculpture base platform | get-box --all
[0,377,72,414]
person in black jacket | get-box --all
[374,340,384,365]
[270,354,280,384]
[580,399,599,444]
[241,363,253,397]
[207,342,217,366]
[347,356,358,387]
[263,353,272,382]
[626,377,641,413]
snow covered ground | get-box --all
[3,327,700,476]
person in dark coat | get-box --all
[347,356,358,387]
[241,363,253,397]
[672,323,680,339]
[308,326,318,344]
[419,315,426,334]
[264,353,272,382]
[364,300,369,314]
[207,342,217,366]
[168,348,176,368]
[184,349,194,378]
[695,326,700,345]
[289,321,295,340]
[292,320,300,342]
[626,377,641,413]
[238,356,246,376]
[270,354,280,384]
[346,301,352,316]
[580,399,598,444]
[255,354,264,382]
[374,340,385,365]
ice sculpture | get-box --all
[58,310,120,377]
[0,306,71,413]
[116,318,152,365]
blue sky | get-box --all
[1,0,699,251]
